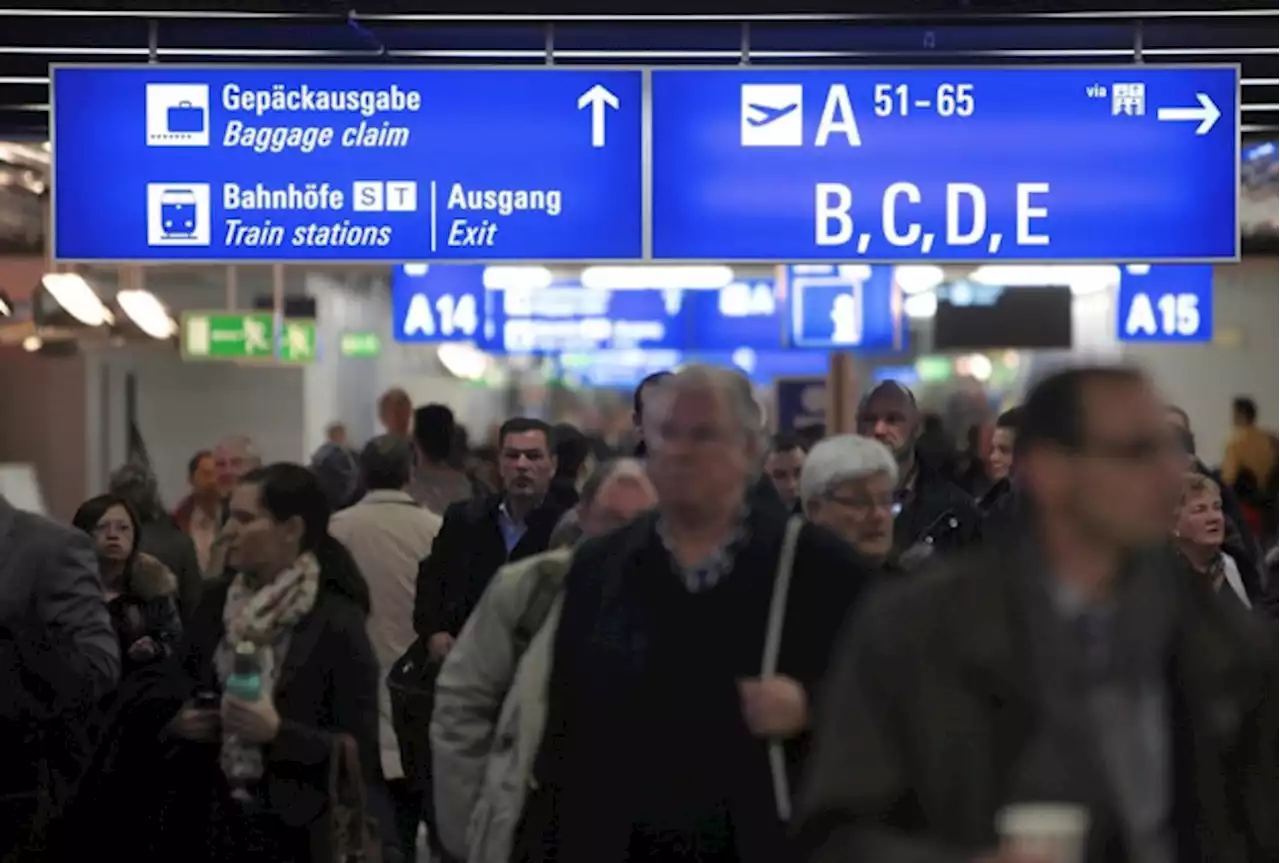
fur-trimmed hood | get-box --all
[129,552,178,600]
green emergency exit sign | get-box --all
[181,312,316,365]
[340,331,382,358]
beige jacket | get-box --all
[431,548,572,863]
[329,489,442,779]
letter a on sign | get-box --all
[404,294,436,336]
[1124,293,1158,336]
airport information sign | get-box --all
[52,67,643,262]
[391,265,787,353]
[783,265,903,350]
[1116,265,1215,343]
[650,67,1238,262]
[53,65,1237,263]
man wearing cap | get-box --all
[856,381,982,564]
[329,435,443,861]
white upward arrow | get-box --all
[1156,92,1221,136]
[577,84,619,148]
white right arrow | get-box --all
[577,84,619,148]
[1156,92,1221,135]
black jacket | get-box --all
[893,466,983,562]
[749,472,793,520]
[137,515,203,626]
[796,538,1277,863]
[59,561,380,862]
[528,508,876,863]
[110,553,183,678]
[414,493,572,639]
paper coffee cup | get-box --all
[996,803,1089,863]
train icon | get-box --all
[146,183,211,246]
[159,188,199,238]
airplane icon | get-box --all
[745,102,799,127]
[740,84,804,147]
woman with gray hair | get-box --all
[799,434,899,565]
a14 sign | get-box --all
[400,291,481,339]
[1116,265,1214,343]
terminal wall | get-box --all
[0,346,89,521]
[1124,258,1279,466]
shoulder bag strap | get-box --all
[762,515,803,822]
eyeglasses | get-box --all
[826,492,896,516]
[1076,434,1178,463]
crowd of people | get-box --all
[0,361,1275,862]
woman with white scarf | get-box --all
[163,462,381,861]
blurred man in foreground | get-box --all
[797,365,1276,863]
[1,495,119,854]
[526,365,873,863]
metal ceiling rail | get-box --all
[1,6,1274,133]
[1,8,1279,20]
[4,47,1277,58]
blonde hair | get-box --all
[1180,471,1220,505]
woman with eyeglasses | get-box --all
[798,434,901,569]
[71,493,183,679]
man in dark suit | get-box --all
[408,417,571,860]
[414,417,572,654]
[1,495,119,855]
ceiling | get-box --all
[1,3,1275,253]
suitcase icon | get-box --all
[166,101,204,134]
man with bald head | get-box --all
[855,380,981,562]
[379,388,414,438]
[205,435,261,578]
[211,435,261,500]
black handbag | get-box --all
[386,638,442,794]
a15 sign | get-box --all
[1116,265,1214,343]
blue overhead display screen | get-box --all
[52,66,643,262]
[650,67,1238,262]
[52,65,1239,264]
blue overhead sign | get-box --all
[650,67,1239,263]
[478,283,684,354]
[774,376,828,432]
[53,65,1238,264]
[51,66,643,262]
[391,265,485,343]
[680,279,785,352]
[1116,265,1215,343]
[391,265,787,353]
[784,265,903,350]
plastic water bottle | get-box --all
[226,640,262,702]
[224,640,263,802]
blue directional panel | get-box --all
[52,66,643,262]
[650,67,1239,263]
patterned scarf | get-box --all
[215,551,321,794]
